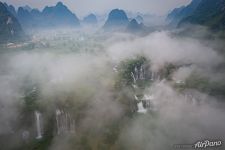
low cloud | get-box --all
[0,28,225,149]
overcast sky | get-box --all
[3,0,191,17]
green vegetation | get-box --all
[176,72,225,98]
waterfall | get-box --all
[151,72,154,80]
[131,72,136,83]
[135,67,139,79]
[56,109,63,135]
[137,102,147,114]
[134,95,139,101]
[132,84,138,89]
[67,113,75,133]
[113,67,118,72]
[140,65,144,79]
[142,94,156,111]
[189,94,197,105]
[113,65,118,73]
[35,111,42,139]
[55,109,75,135]
[131,65,146,82]
[136,94,156,114]
[143,94,154,100]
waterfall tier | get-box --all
[56,109,75,135]
[35,111,43,139]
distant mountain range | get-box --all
[3,3,17,16]
[0,2,25,43]
[179,0,225,30]
[103,9,129,30]
[126,19,148,34]
[103,9,149,34]
[0,1,151,43]
[22,5,32,12]
[83,13,98,25]
[4,2,80,30]
[167,0,225,30]
[2,1,149,33]
[167,0,202,27]
[41,2,80,27]
[0,0,178,43]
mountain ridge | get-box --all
[178,0,225,30]
[103,9,129,30]
[0,2,25,43]
[167,0,202,26]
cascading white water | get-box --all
[67,113,75,133]
[132,65,155,114]
[135,67,139,79]
[131,72,136,83]
[134,95,139,101]
[151,72,154,80]
[35,111,42,139]
[56,109,61,135]
[113,65,118,73]
[137,102,147,114]
[140,65,144,80]
[55,109,75,135]
[70,119,76,133]
[132,65,146,82]
[143,94,156,111]
[143,94,154,101]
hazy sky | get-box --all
[3,0,191,17]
